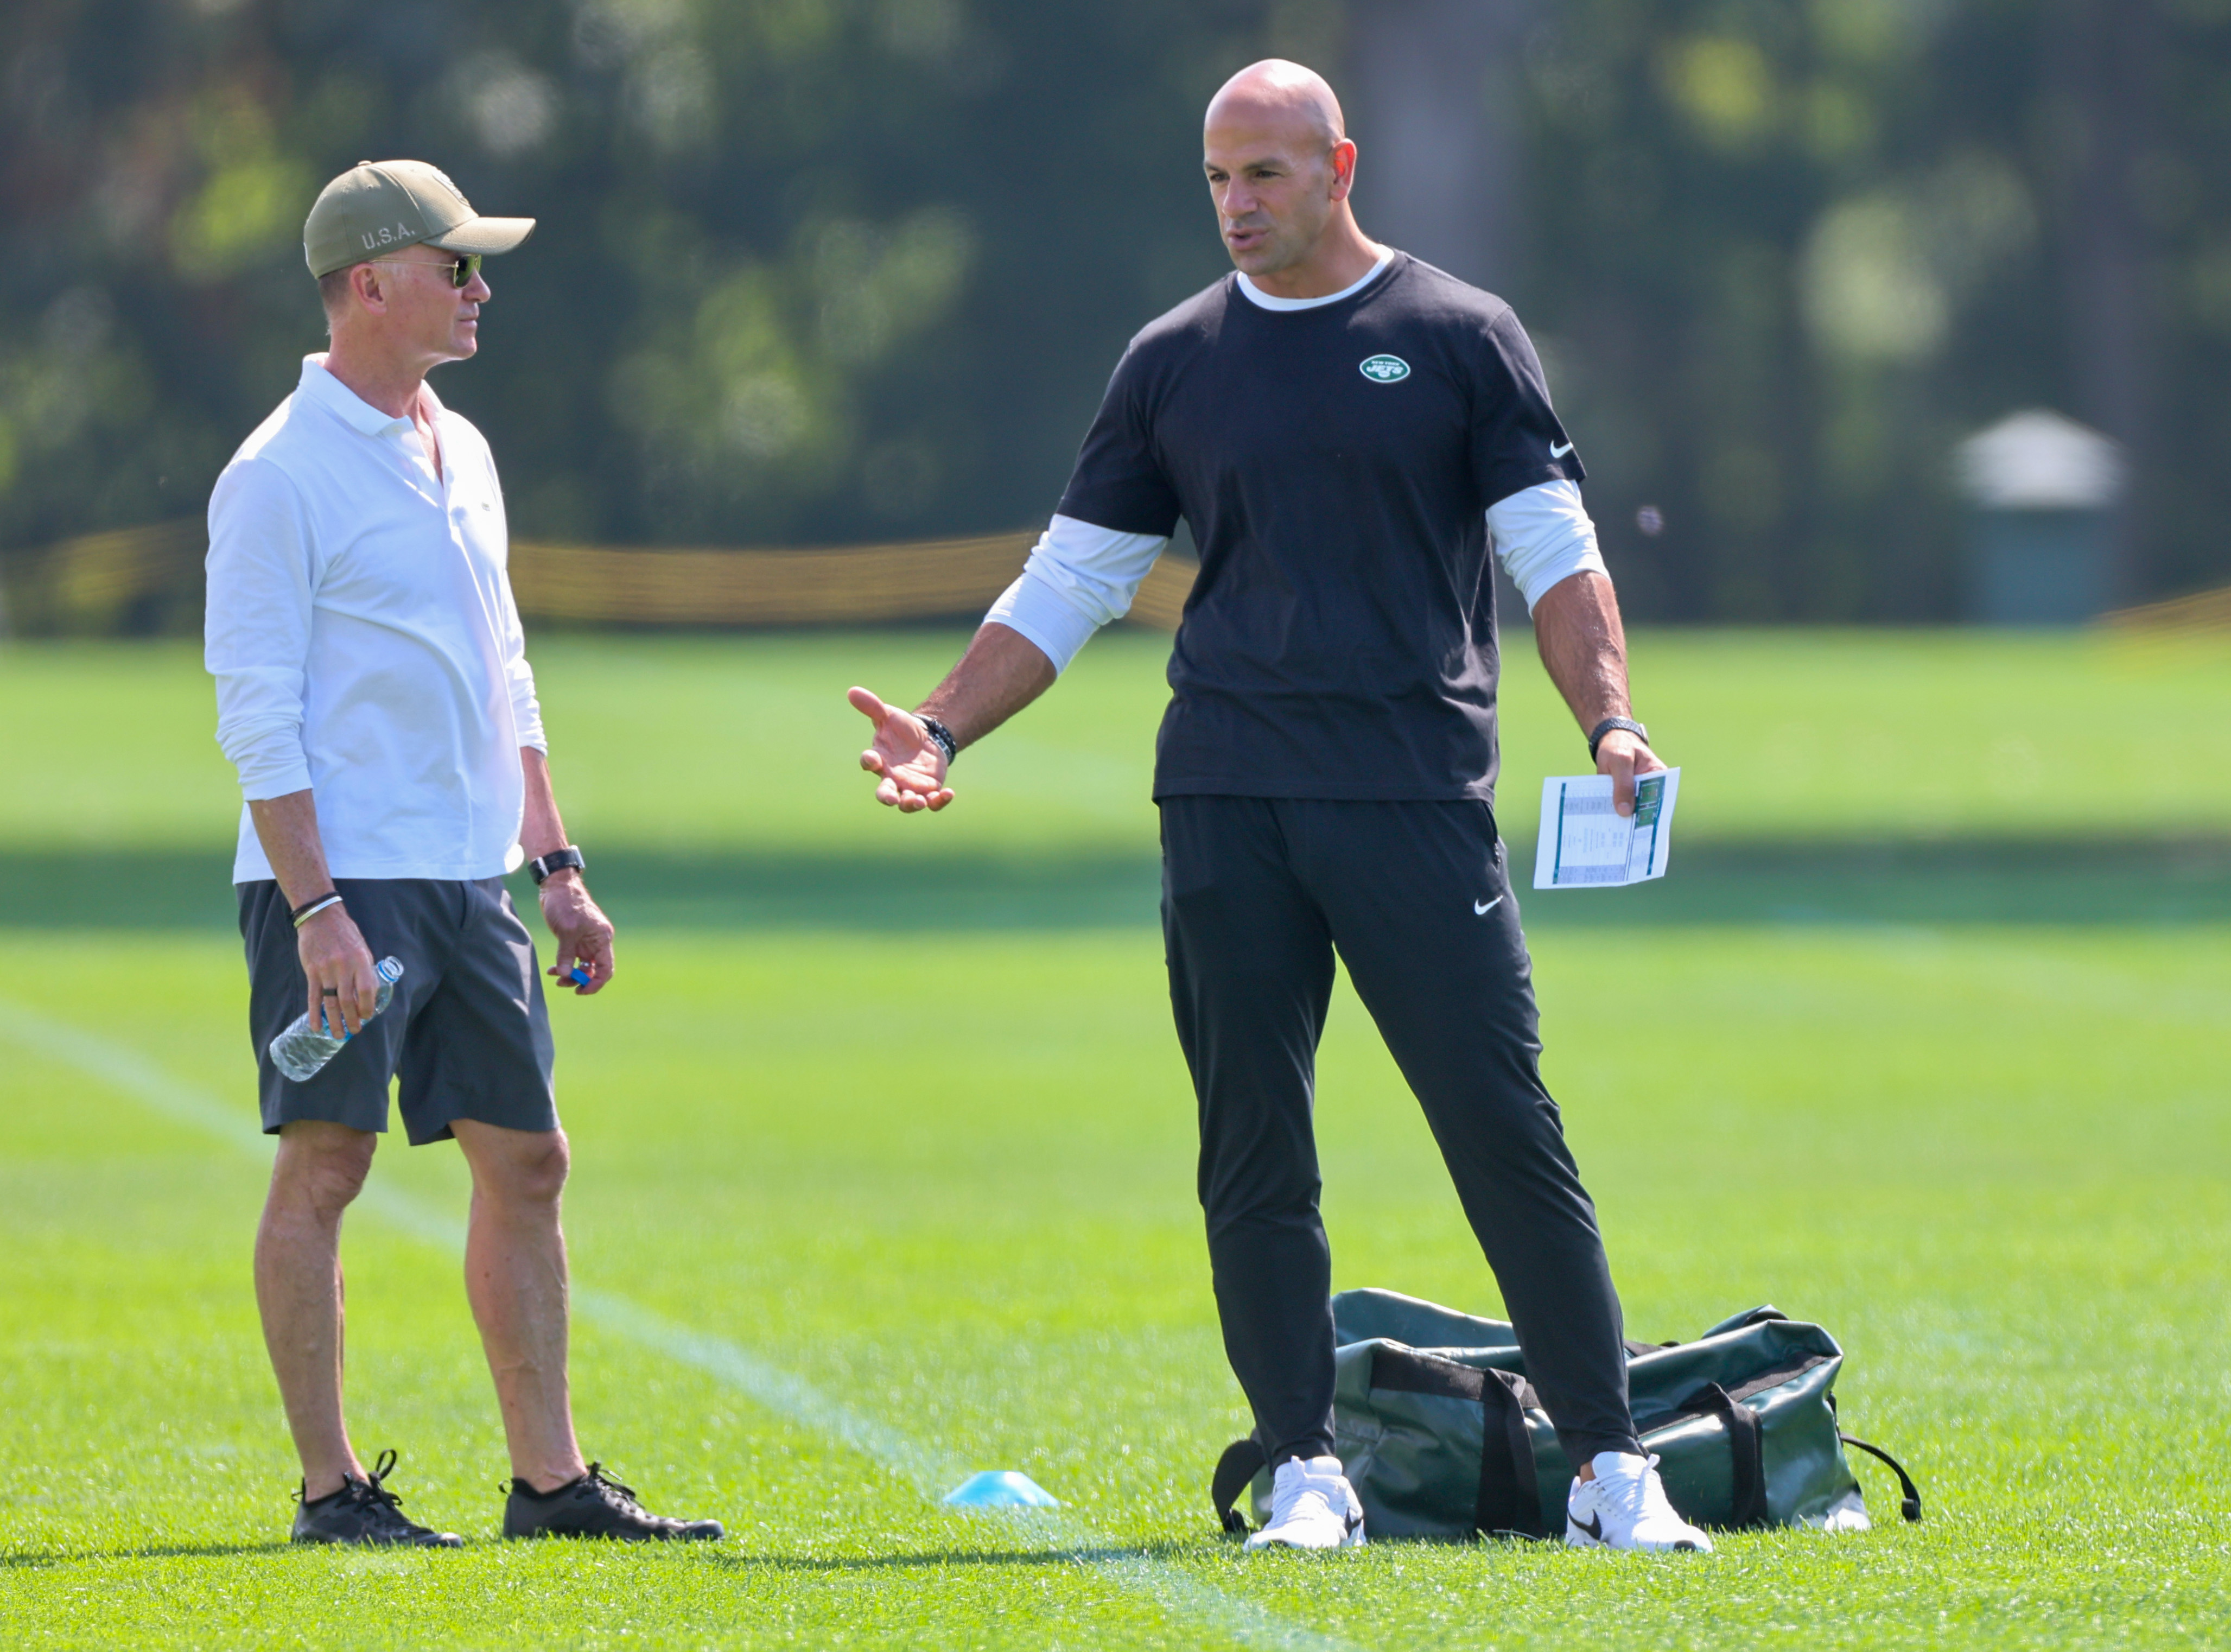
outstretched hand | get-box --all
[849,687,954,812]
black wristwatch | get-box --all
[918,715,959,765]
[1587,717,1649,763]
[528,846,587,886]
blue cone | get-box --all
[943,1470,1061,1509]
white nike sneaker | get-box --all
[1565,1452,1715,1553]
[1244,1456,1366,1552]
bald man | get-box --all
[849,62,1710,1554]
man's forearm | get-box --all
[518,747,571,864]
[916,621,1059,750]
[247,791,338,909]
[518,744,612,987]
[1530,570,1635,735]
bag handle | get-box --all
[1475,1367,1549,1539]
[1211,1436,1266,1535]
[1685,1381,1770,1529]
[1212,1376,1553,1540]
[1840,1433,1924,1522]
[1210,1361,1573,1540]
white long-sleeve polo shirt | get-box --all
[205,354,545,885]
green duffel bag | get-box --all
[1212,1289,1921,1541]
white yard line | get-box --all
[0,998,1353,1652]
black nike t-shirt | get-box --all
[1057,252,1582,803]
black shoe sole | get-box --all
[503,1522,724,1542]
[291,1530,464,1548]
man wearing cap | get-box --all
[206,161,721,1547]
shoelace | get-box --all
[302,1448,419,1532]
[1269,1469,1338,1529]
[1598,1453,1674,1524]
[356,1448,412,1514]
[582,1462,647,1515]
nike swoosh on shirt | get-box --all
[1550,440,1575,458]
[1474,896,1504,916]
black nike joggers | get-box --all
[1160,795,1645,1470]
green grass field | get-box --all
[2,630,2227,1648]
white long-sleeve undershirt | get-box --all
[1486,479,1610,614]
[985,516,1168,672]
[987,480,1608,676]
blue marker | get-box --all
[943,1471,1060,1509]
[567,965,592,987]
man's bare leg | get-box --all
[255,1120,377,1499]
[452,1119,588,1493]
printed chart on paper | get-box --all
[1533,768,1681,889]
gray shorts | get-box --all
[239,877,559,1145]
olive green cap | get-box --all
[303,159,535,279]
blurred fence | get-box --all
[0,522,209,637]
[2100,585,2231,638]
[10,518,2223,640]
[0,521,1197,636]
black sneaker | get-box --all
[291,1450,463,1548]
[503,1462,724,1541]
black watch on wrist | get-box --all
[917,715,958,765]
[1586,717,1649,763]
[528,846,586,886]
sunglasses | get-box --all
[367,252,483,289]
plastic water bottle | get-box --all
[270,957,405,1082]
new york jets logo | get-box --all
[1358,354,1411,383]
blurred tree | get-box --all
[1505,0,2231,618]
[0,0,1314,559]
[1,0,2227,620]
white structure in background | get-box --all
[1956,409,2126,624]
